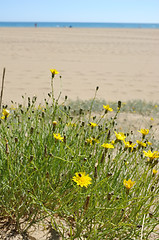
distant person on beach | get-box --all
[34,23,37,27]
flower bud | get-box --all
[53,121,57,126]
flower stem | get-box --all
[51,77,54,105]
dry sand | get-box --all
[0,27,159,105]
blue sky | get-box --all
[1,0,159,23]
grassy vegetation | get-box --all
[66,98,159,117]
[0,72,159,239]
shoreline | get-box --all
[0,27,159,105]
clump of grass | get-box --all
[67,98,159,117]
[0,70,159,239]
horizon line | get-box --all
[0,21,159,24]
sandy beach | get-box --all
[0,27,159,105]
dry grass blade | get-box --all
[0,68,6,110]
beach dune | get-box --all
[0,27,159,104]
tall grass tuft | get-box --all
[0,70,158,239]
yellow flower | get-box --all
[103,105,113,112]
[123,179,135,190]
[1,109,10,119]
[114,131,126,141]
[86,137,99,145]
[72,172,92,188]
[123,140,136,151]
[89,122,98,128]
[147,141,152,146]
[50,69,59,78]
[101,143,114,149]
[136,140,146,147]
[67,122,76,127]
[53,133,64,142]
[53,121,57,126]
[143,150,159,161]
[152,169,158,175]
[138,129,149,136]
[10,105,15,110]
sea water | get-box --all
[0,21,159,29]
